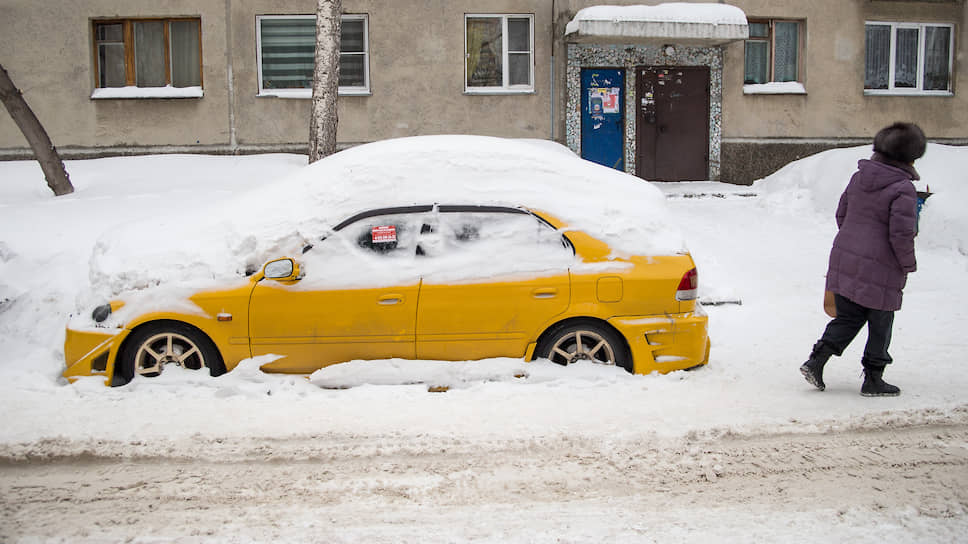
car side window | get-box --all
[338,213,423,258]
[439,211,567,252]
[296,210,429,289]
[418,210,573,278]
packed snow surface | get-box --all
[0,136,964,432]
[1,137,967,541]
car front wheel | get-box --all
[537,321,632,373]
[117,322,225,384]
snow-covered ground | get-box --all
[1,139,966,542]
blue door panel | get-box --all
[581,69,625,171]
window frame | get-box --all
[864,21,955,96]
[743,18,804,85]
[255,13,370,98]
[464,13,535,95]
[91,17,203,91]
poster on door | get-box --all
[588,88,620,115]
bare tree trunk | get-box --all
[308,0,341,164]
[0,64,74,196]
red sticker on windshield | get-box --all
[372,225,397,243]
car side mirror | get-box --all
[263,258,301,281]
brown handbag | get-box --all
[823,290,837,318]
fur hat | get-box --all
[873,122,926,164]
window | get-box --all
[93,18,202,92]
[744,20,801,84]
[256,14,369,97]
[865,22,953,94]
[465,14,534,93]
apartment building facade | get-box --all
[1,0,964,183]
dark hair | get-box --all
[873,122,926,164]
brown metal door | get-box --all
[636,66,710,181]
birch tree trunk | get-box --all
[308,0,341,163]
[0,64,74,196]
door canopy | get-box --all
[565,3,749,45]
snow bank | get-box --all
[309,358,632,390]
[0,141,966,455]
[755,143,968,255]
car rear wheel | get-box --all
[118,322,225,384]
[537,321,632,373]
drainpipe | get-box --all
[550,0,556,141]
[224,0,238,152]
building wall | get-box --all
[1,0,965,185]
[230,0,555,150]
[1,0,555,156]
[0,0,232,153]
[720,0,967,183]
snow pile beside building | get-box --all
[756,143,968,255]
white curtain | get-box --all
[893,28,919,88]
[773,22,798,82]
[864,25,890,89]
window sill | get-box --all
[258,89,372,99]
[464,88,536,96]
[864,89,953,97]
[91,86,204,99]
[743,82,806,95]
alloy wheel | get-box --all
[547,329,617,365]
[132,332,206,376]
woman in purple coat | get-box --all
[800,122,926,397]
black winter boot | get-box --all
[861,366,900,397]
[800,341,832,391]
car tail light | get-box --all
[676,268,698,301]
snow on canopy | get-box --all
[565,3,748,35]
[88,135,686,298]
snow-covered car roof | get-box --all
[90,135,686,296]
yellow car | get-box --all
[64,204,709,385]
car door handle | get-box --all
[532,288,558,299]
[378,294,404,305]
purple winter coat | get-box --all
[825,154,919,311]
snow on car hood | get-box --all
[88,135,686,299]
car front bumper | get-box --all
[63,327,127,385]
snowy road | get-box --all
[3,419,967,543]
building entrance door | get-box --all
[580,68,625,171]
[636,66,710,181]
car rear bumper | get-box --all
[609,308,710,375]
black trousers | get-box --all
[816,294,895,369]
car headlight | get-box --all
[92,303,112,323]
